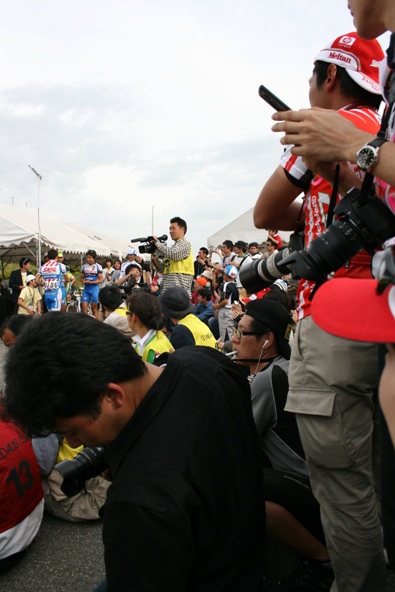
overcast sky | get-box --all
[0,1,390,256]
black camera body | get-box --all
[55,446,107,497]
[131,234,168,254]
[240,184,395,294]
[279,188,395,287]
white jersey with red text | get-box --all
[280,105,381,319]
[39,260,67,293]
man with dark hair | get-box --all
[0,315,33,348]
[9,257,32,312]
[99,285,135,339]
[254,32,387,591]
[152,216,194,295]
[3,313,265,591]
[194,247,209,278]
[249,242,262,260]
[193,287,214,325]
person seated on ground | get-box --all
[0,413,44,573]
[160,286,217,350]
[17,274,42,317]
[191,276,208,305]
[2,313,266,591]
[126,290,172,362]
[0,315,33,348]
[193,287,215,325]
[99,285,135,340]
[231,299,332,586]
[32,434,109,523]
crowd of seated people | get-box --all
[0,231,346,592]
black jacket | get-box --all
[102,347,265,592]
[9,269,25,304]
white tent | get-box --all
[207,207,293,249]
[0,203,133,265]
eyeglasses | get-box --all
[232,327,261,339]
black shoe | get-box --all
[267,561,334,591]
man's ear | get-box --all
[105,383,126,409]
[325,63,338,90]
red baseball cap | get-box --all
[311,278,395,343]
[314,32,384,95]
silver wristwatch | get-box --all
[356,137,388,173]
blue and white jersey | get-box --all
[39,260,67,293]
[81,263,103,282]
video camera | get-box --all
[131,234,168,254]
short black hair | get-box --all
[126,291,164,331]
[3,313,147,436]
[223,240,233,250]
[314,60,382,111]
[266,239,276,247]
[105,259,113,265]
[198,287,211,301]
[99,285,123,311]
[19,257,31,268]
[86,250,97,259]
[0,315,33,338]
[199,247,209,256]
[47,249,58,260]
[170,217,187,233]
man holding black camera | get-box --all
[3,313,265,591]
[254,33,388,591]
[152,216,194,296]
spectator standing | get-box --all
[212,265,239,342]
[255,32,386,591]
[9,257,32,313]
[37,249,69,312]
[17,275,42,316]
[80,250,103,318]
[152,217,194,296]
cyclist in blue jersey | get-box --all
[80,250,103,318]
[37,249,70,312]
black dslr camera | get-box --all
[55,446,107,497]
[131,234,168,254]
[240,179,395,294]
[279,185,395,288]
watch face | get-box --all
[358,146,376,170]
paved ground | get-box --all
[0,512,299,592]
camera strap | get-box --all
[326,164,340,228]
